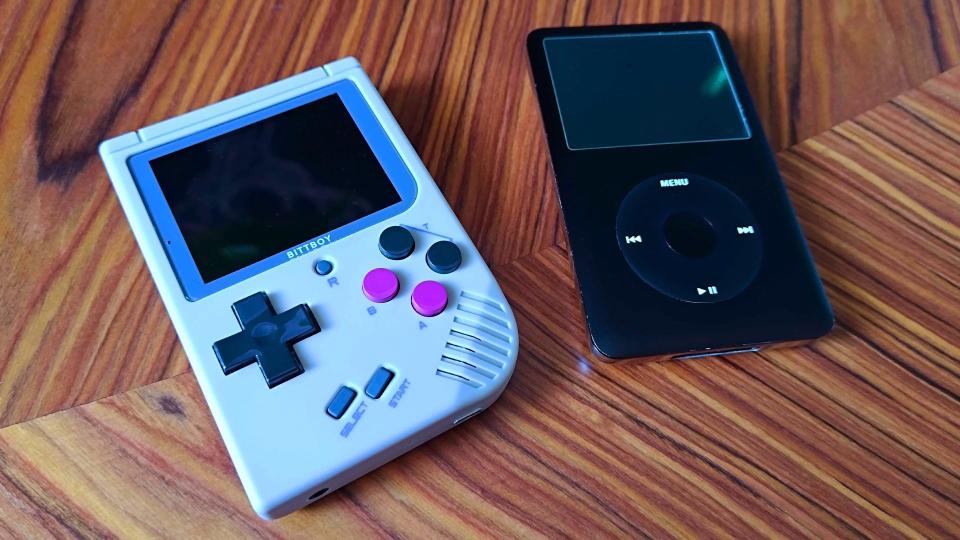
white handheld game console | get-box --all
[99,58,518,519]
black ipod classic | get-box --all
[527,22,834,360]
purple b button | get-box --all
[411,280,448,317]
[362,268,399,303]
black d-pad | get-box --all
[213,292,320,388]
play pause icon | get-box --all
[697,286,719,295]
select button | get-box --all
[326,386,357,419]
[663,212,717,258]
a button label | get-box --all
[327,277,339,287]
[697,286,719,296]
[737,226,755,235]
[367,306,377,316]
[419,321,427,330]
[659,178,689,188]
[624,235,643,244]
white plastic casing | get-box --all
[99,58,518,519]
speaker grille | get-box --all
[435,291,515,387]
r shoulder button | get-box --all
[426,241,461,274]
[379,226,415,260]
[314,259,334,276]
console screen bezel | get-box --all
[127,80,418,301]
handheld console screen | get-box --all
[127,80,417,300]
[148,95,401,283]
[543,31,750,150]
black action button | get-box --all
[364,367,395,399]
[425,240,462,274]
[212,292,320,388]
[379,226,415,260]
[326,386,357,419]
[615,172,762,303]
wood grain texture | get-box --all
[1,68,959,537]
[2,0,960,429]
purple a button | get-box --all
[411,280,447,317]
[362,268,399,303]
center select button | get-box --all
[663,212,718,259]
[615,172,762,303]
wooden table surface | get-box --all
[2,1,959,537]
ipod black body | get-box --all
[527,22,834,360]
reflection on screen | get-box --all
[149,95,401,283]
[543,31,750,150]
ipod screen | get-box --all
[543,30,750,150]
[148,94,401,283]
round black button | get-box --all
[663,212,717,258]
[426,240,462,274]
[379,226,415,260]
[615,172,762,303]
